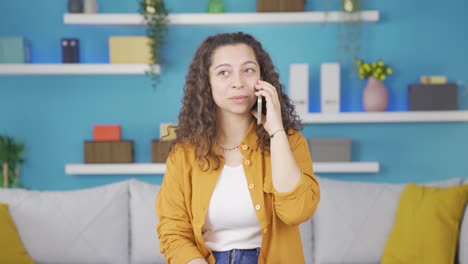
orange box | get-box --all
[93,125,121,141]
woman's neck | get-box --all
[216,113,252,148]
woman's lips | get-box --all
[230,96,248,103]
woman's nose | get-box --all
[231,72,245,89]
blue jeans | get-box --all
[212,248,260,264]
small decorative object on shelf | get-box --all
[151,141,172,163]
[139,0,169,89]
[341,0,361,13]
[152,123,176,163]
[68,0,83,13]
[109,36,152,64]
[93,124,121,141]
[356,59,393,112]
[0,135,25,189]
[420,75,447,85]
[288,64,309,114]
[84,141,134,163]
[0,37,30,63]
[309,138,351,162]
[332,0,363,72]
[320,63,341,113]
[207,0,225,13]
[408,83,458,111]
[84,125,134,163]
[83,0,98,13]
[257,0,304,12]
[61,38,80,63]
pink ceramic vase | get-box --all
[362,77,388,112]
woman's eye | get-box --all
[217,70,229,76]
[245,68,255,73]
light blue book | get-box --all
[0,37,30,63]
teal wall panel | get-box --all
[1,0,467,190]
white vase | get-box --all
[83,0,98,13]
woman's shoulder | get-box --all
[168,141,196,159]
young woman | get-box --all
[156,32,320,264]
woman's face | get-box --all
[209,43,261,117]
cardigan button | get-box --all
[248,183,254,189]
[242,144,249,150]
[244,160,251,166]
[255,204,261,211]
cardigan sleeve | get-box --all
[271,132,321,226]
[156,147,204,264]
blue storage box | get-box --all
[0,37,30,63]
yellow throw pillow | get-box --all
[0,203,34,264]
[381,183,468,264]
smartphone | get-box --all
[253,96,267,125]
[253,78,267,125]
[257,96,262,125]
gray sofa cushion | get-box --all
[0,181,129,264]
[312,177,463,264]
[129,179,165,264]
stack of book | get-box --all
[84,125,134,163]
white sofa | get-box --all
[1,177,467,264]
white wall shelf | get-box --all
[65,162,379,175]
[66,163,167,175]
[300,110,468,124]
[314,162,379,173]
[63,10,379,26]
[0,64,157,75]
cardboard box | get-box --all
[84,141,134,163]
[257,0,305,12]
[408,83,458,111]
[0,37,30,63]
[151,140,173,163]
[109,36,152,64]
[309,138,351,162]
[93,125,121,141]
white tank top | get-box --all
[202,164,262,251]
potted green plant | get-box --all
[323,0,364,72]
[0,134,26,188]
[139,0,169,89]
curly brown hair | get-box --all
[172,32,303,170]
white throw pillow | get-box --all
[0,181,129,264]
[128,179,165,264]
[312,177,463,264]
[460,178,468,264]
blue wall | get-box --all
[1,0,467,190]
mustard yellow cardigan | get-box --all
[156,123,320,263]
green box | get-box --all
[0,37,30,63]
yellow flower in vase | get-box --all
[355,58,393,80]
